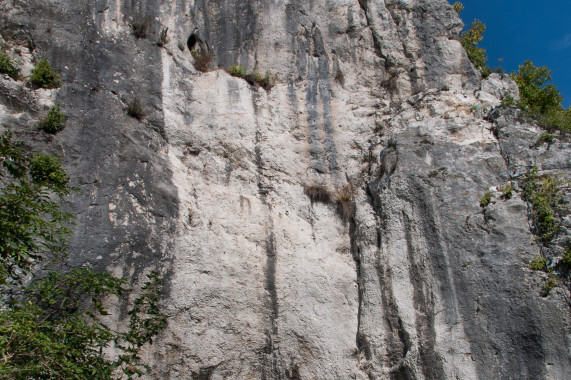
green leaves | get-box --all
[461,19,488,75]
[29,154,69,187]
[511,60,570,132]
[0,132,167,378]
[0,49,20,80]
[522,167,564,244]
[0,132,73,285]
[41,102,66,134]
[30,58,60,89]
[452,2,464,15]
[1,270,167,379]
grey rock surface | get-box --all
[1,0,569,379]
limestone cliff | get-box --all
[0,0,569,379]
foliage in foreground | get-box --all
[0,131,72,284]
[0,269,167,379]
[0,131,167,378]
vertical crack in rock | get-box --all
[305,28,339,182]
[357,0,386,62]
[253,95,283,379]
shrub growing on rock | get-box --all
[0,132,168,378]
[229,65,275,91]
[0,49,19,79]
[480,190,492,208]
[127,96,145,120]
[229,64,246,78]
[41,103,65,134]
[461,20,489,76]
[512,60,570,132]
[191,49,212,72]
[29,154,69,186]
[522,168,562,244]
[529,256,548,272]
[30,58,60,89]
[157,27,169,47]
[131,20,149,39]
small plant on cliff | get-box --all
[41,102,66,134]
[334,185,355,222]
[500,94,515,108]
[303,184,331,204]
[454,3,492,77]
[127,96,145,120]
[500,184,513,200]
[529,256,548,272]
[131,19,149,39]
[191,49,212,72]
[156,27,169,47]
[29,154,69,187]
[461,19,489,76]
[229,65,246,78]
[562,247,571,270]
[542,276,558,295]
[522,167,563,244]
[30,58,60,89]
[0,49,20,79]
[229,65,275,91]
[480,190,492,208]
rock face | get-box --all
[1,0,570,379]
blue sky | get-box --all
[456,1,571,107]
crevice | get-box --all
[357,0,386,61]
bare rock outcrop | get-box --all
[0,0,569,379]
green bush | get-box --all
[29,154,69,186]
[500,184,513,200]
[229,64,246,78]
[0,49,19,79]
[500,94,515,108]
[30,58,60,89]
[529,256,548,271]
[542,276,558,295]
[522,168,562,243]
[229,65,275,91]
[452,1,464,14]
[41,103,65,133]
[480,190,492,208]
[534,133,556,147]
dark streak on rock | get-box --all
[402,210,446,380]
